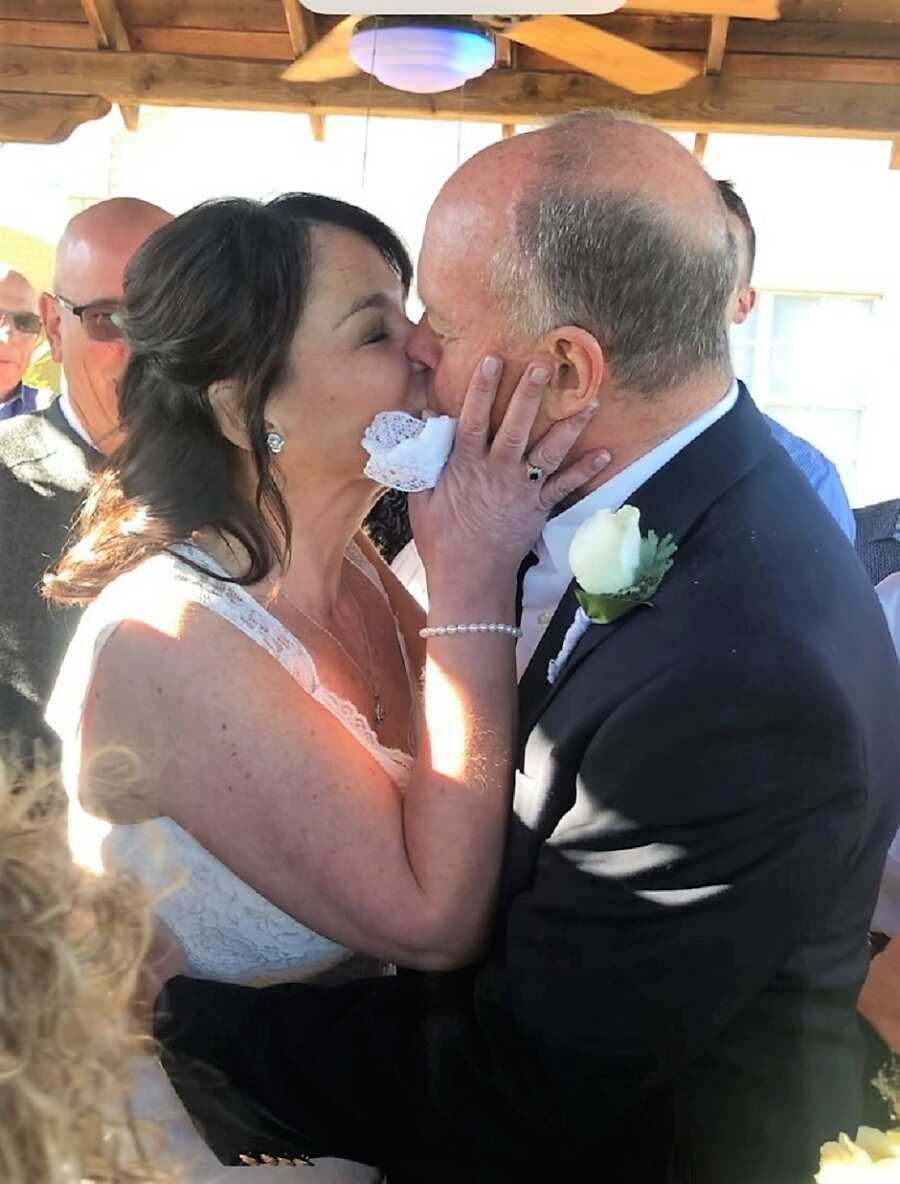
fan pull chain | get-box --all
[360,16,379,190]
[455,78,468,169]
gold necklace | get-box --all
[276,581,386,727]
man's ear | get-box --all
[733,286,757,326]
[207,379,250,451]
[40,293,63,365]
[540,327,605,422]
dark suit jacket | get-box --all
[0,400,95,755]
[855,499,900,586]
[156,391,900,1183]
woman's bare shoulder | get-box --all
[82,599,306,818]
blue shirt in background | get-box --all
[0,382,46,422]
[764,413,856,543]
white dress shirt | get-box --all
[517,381,739,677]
[58,392,95,449]
[391,382,740,680]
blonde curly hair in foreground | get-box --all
[0,757,173,1183]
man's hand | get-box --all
[859,936,900,1052]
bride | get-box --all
[44,192,604,1181]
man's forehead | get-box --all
[419,229,494,320]
[56,241,131,303]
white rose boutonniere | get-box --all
[816,1127,900,1181]
[547,505,677,685]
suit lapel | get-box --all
[518,386,778,741]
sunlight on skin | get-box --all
[64,584,190,875]
[424,653,468,780]
[67,806,111,876]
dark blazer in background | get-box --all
[0,400,95,756]
[157,393,900,1184]
[855,499,900,586]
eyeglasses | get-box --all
[0,309,42,336]
[52,294,127,343]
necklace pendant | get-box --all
[374,693,386,725]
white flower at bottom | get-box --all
[569,505,642,595]
[817,1129,900,1182]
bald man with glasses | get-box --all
[0,198,170,760]
[0,265,50,422]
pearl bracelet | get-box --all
[419,622,523,639]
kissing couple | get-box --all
[47,110,900,1183]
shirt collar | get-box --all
[541,380,740,576]
[58,392,95,449]
[0,382,40,420]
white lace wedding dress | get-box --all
[47,540,416,1183]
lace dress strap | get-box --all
[48,541,414,806]
[176,541,415,778]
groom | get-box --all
[155,112,900,1182]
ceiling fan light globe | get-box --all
[349,23,495,94]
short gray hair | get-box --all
[490,117,736,395]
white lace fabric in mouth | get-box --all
[362,410,457,492]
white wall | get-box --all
[2,109,897,503]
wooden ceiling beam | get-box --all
[5,23,900,87]
[80,0,130,50]
[0,90,110,144]
[706,16,730,75]
[494,36,513,70]
[3,3,898,40]
[692,132,709,161]
[891,140,900,170]
[80,0,139,130]
[5,17,900,63]
[2,46,899,140]
[589,15,900,59]
[281,0,317,57]
[622,0,776,17]
[517,48,900,87]
[309,111,325,141]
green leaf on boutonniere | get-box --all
[575,531,678,626]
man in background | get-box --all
[0,265,49,421]
[718,179,856,542]
[854,499,900,584]
[0,197,171,756]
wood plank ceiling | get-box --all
[0,0,898,163]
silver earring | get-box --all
[265,431,285,454]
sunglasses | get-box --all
[0,309,42,336]
[53,294,127,343]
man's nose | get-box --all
[405,316,440,372]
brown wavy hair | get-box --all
[45,193,412,607]
[0,758,171,1183]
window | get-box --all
[731,291,881,497]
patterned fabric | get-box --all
[763,413,856,542]
[47,538,412,1182]
[855,499,900,586]
[0,382,51,421]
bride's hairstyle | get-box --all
[46,193,413,606]
[0,759,170,1183]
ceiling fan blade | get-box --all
[621,0,779,18]
[503,16,699,95]
[281,16,361,83]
